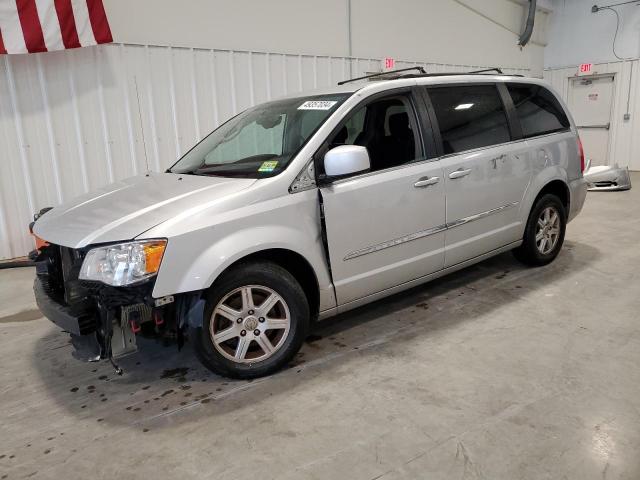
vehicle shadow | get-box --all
[30,240,600,429]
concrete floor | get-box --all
[1,176,639,480]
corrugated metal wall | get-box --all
[544,61,640,173]
[0,43,529,260]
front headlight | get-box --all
[79,240,167,286]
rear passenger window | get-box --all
[428,85,511,154]
[507,83,570,138]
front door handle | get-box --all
[414,176,440,188]
[449,168,472,180]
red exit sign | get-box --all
[383,57,395,71]
[579,63,593,74]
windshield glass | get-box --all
[170,94,350,178]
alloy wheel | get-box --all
[209,285,291,363]
[535,206,561,255]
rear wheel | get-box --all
[513,194,566,266]
[191,261,310,379]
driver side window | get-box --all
[328,93,423,173]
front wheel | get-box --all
[190,261,310,379]
[513,193,567,266]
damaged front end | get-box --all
[33,243,204,374]
[584,164,632,191]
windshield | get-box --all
[170,94,350,178]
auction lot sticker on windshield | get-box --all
[298,100,337,110]
[258,161,278,172]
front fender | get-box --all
[180,226,322,292]
[150,189,335,310]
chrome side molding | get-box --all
[344,202,519,261]
[343,224,448,261]
[445,201,519,229]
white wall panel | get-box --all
[103,0,547,73]
[0,43,528,260]
[544,61,640,173]
[545,0,640,68]
[351,0,547,75]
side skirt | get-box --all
[317,240,522,320]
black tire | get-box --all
[513,193,567,267]
[190,261,310,379]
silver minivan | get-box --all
[32,69,587,378]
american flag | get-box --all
[0,0,112,54]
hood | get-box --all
[33,173,256,248]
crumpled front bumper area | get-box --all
[584,165,632,191]
[34,276,96,336]
[33,243,160,368]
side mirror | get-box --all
[323,145,370,178]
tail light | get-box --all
[577,136,585,173]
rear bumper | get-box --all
[33,277,96,336]
[568,177,588,222]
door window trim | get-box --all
[314,87,437,184]
[497,82,523,140]
[421,82,521,158]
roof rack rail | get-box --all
[468,67,503,74]
[337,66,520,85]
[337,66,426,86]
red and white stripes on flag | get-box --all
[0,0,112,54]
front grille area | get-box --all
[36,243,158,338]
[38,245,65,302]
[36,244,98,334]
[59,246,89,304]
[38,245,86,294]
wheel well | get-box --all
[534,180,570,214]
[223,249,320,319]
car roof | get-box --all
[282,74,547,100]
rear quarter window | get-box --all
[507,83,570,138]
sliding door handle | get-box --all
[414,176,440,188]
[449,168,472,179]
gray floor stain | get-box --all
[0,309,42,323]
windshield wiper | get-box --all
[195,170,260,178]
